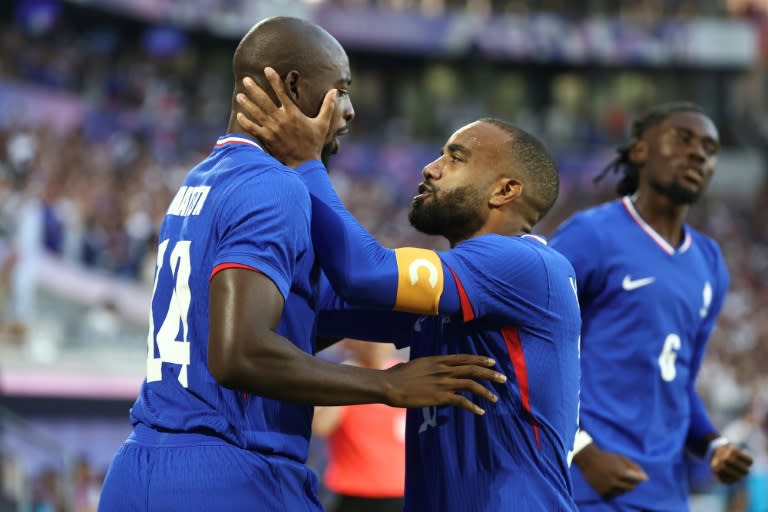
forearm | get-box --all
[298,161,463,316]
[216,329,395,406]
[686,390,719,456]
[297,160,398,308]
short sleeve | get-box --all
[213,170,311,299]
[438,235,552,324]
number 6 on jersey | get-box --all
[146,239,192,388]
[658,333,681,382]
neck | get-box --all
[226,112,246,137]
[448,214,531,248]
[630,189,688,247]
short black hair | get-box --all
[479,117,559,220]
[595,101,706,196]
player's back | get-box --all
[129,136,317,462]
[404,234,580,512]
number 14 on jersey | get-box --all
[146,239,192,388]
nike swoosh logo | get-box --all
[622,275,655,291]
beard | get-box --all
[321,139,340,168]
[408,184,486,244]
[650,178,701,205]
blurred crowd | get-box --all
[1,0,767,510]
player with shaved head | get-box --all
[98,17,506,512]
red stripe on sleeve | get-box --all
[501,326,541,450]
[447,267,475,323]
[210,263,261,281]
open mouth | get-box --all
[413,182,433,202]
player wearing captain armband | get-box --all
[98,18,507,512]
[236,70,582,512]
[551,102,753,511]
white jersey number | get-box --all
[658,333,681,382]
[146,239,192,388]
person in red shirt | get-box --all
[313,340,406,512]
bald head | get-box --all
[234,17,344,82]
[230,17,350,119]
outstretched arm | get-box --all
[209,267,504,412]
[235,68,466,318]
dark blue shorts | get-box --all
[99,425,322,512]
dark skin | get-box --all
[234,68,532,241]
[209,17,507,413]
[573,111,753,496]
[237,77,754,491]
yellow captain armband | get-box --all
[393,248,445,315]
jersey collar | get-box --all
[521,233,548,245]
[214,135,264,151]
[621,196,692,256]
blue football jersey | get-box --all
[318,234,581,511]
[551,197,728,510]
[129,135,319,463]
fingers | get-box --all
[433,355,507,383]
[316,88,337,126]
[263,67,292,109]
[241,75,279,115]
[621,458,649,480]
[438,354,497,367]
[236,92,267,128]
[452,366,507,385]
[444,393,486,416]
[713,446,753,483]
[450,379,498,404]
[236,111,265,140]
[617,468,649,486]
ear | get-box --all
[284,70,301,103]
[489,177,523,208]
[629,140,648,167]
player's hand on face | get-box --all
[383,355,507,415]
[235,67,336,168]
[573,444,649,499]
[711,443,753,484]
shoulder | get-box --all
[454,233,539,257]
[687,227,723,256]
[687,227,726,272]
[452,234,562,273]
[555,200,621,236]
[228,162,309,206]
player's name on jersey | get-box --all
[167,186,211,217]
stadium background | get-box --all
[0,0,767,510]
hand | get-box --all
[711,443,753,484]
[383,355,507,415]
[235,67,336,168]
[573,443,649,499]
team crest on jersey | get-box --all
[700,281,712,318]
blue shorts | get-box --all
[99,425,322,512]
